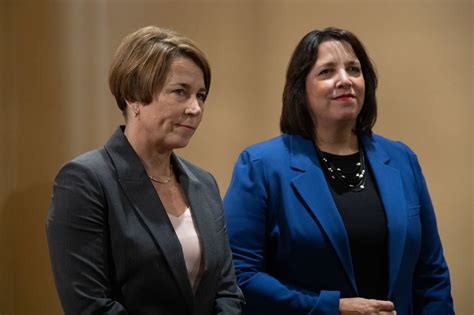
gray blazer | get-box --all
[46,126,244,315]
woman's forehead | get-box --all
[316,40,358,63]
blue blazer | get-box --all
[224,133,453,315]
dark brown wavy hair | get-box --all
[280,27,377,139]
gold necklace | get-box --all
[148,164,173,184]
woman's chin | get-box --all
[166,137,193,151]
[328,113,358,126]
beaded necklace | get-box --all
[316,146,366,192]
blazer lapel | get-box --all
[104,127,194,311]
[361,136,407,299]
[289,135,358,294]
[173,156,216,292]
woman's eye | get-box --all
[197,93,207,102]
[174,89,186,96]
[318,69,332,76]
[348,66,361,73]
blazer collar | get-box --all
[289,134,358,294]
[173,155,218,298]
[104,126,214,310]
[289,134,408,298]
[361,135,407,299]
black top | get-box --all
[319,150,388,299]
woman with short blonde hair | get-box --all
[47,26,243,315]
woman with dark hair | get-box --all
[224,27,453,314]
[46,26,243,314]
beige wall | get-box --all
[0,0,472,314]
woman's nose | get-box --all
[336,70,352,89]
[185,97,202,115]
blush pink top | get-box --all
[167,207,203,291]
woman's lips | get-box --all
[334,94,354,101]
[177,124,195,130]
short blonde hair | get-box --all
[109,26,211,117]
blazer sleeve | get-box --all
[46,161,128,315]
[224,151,340,315]
[408,153,454,314]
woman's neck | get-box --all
[314,127,358,155]
[124,125,172,177]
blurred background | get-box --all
[0,0,472,314]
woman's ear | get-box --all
[125,100,140,118]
